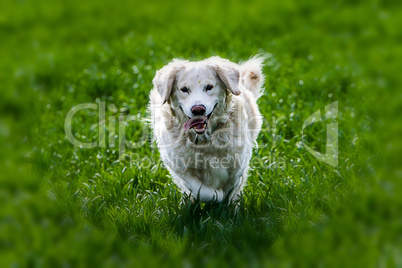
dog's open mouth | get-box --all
[183,116,208,134]
[182,103,217,135]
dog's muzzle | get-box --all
[183,103,217,135]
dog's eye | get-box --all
[180,87,189,93]
[205,84,214,91]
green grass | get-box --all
[1,0,401,266]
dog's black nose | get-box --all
[191,105,206,116]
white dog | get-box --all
[149,56,265,203]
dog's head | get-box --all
[153,57,240,135]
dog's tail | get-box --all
[239,55,266,99]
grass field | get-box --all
[1,0,401,266]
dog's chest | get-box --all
[186,147,241,188]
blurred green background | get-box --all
[1,0,401,266]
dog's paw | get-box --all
[214,189,224,203]
[194,185,224,203]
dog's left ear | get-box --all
[209,60,241,96]
[153,60,185,104]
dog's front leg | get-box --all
[182,177,224,203]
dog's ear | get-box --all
[153,60,185,104]
[208,58,241,96]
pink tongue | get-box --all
[183,116,207,131]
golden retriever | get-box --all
[149,56,265,203]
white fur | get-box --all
[149,55,265,203]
